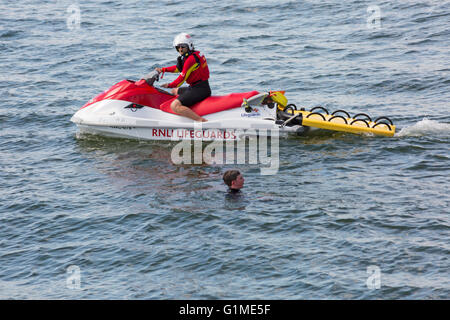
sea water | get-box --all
[0,0,449,299]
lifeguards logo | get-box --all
[241,108,261,118]
[201,55,207,67]
[150,128,237,140]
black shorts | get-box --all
[177,80,211,107]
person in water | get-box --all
[223,170,245,193]
[155,33,211,122]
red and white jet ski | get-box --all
[70,71,306,141]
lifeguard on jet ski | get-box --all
[155,32,210,123]
[71,34,396,140]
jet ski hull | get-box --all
[71,98,302,141]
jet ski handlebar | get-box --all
[142,70,160,87]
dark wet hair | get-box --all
[223,170,241,187]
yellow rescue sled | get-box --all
[267,91,395,137]
[293,106,395,137]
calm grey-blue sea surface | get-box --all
[1,0,449,299]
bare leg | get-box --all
[171,99,207,122]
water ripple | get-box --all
[1,0,449,300]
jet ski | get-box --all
[71,71,395,140]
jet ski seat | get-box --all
[159,91,260,116]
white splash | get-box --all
[396,118,450,137]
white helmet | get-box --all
[173,33,194,51]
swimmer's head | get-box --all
[223,170,244,190]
